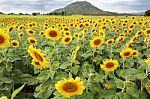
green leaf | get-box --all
[118,93,130,99]
[11,84,25,99]
[59,61,70,69]
[70,65,79,75]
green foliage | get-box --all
[144,10,150,16]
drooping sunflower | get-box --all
[11,40,19,48]
[0,31,10,48]
[90,37,104,48]
[72,46,80,60]
[45,28,61,41]
[55,77,85,98]
[27,37,38,45]
[101,59,119,72]
[132,50,139,57]
[27,45,48,68]
[120,48,133,58]
[144,28,150,37]
[26,29,35,36]
[145,58,150,66]
[31,59,42,68]
[106,39,114,45]
[61,36,72,45]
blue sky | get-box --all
[0,0,149,14]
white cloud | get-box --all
[0,0,149,13]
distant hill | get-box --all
[52,1,118,16]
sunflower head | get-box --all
[106,39,114,45]
[0,30,10,48]
[11,40,19,48]
[61,36,72,45]
[27,37,38,45]
[144,28,150,37]
[101,59,119,72]
[27,45,49,68]
[45,28,61,41]
[132,50,139,57]
[145,58,150,66]
[120,48,133,58]
[55,77,85,98]
[18,32,24,39]
[90,37,104,48]
[26,29,35,36]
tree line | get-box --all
[0,10,150,16]
[0,11,67,16]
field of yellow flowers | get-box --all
[0,15,150,99]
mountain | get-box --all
[51,1,118,15]
[130,12,144,15]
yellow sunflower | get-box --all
[101,59,119,72]
[0,31,10,48]
[11,40,19,48]
[45,28,61,41]
[26,29,35,36]
[73,32,79,39]
[132,50,139,57]
[31,59,44,68]
[61,36,72,45]
[90,37,104,48]
[55,77,85,98]
[106,39,114,45]
[144,28,150,37]
[145,58,150,66]
[27,37,38,45]
[18,32,24,39]
[27,45,48,68]
[120,48,133,58]
[0,96,8,99]
[72,46,80,60]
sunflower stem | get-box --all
[123,58,125,70]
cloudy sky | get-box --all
[0,0,149,14]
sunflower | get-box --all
[18,25,24,31]
[18,32,24,39]
[72,46,80,60]
[8,26,13,32]
[144,28,150,37]
[73,32,79,39]
[63,31,71,36]
[11,40,19,48]
[31,59,43,68]
[45,28,61,41]
[0,96,8,99]
[61,36,72,45]
[101,59,119,72]
[116,36,125,43]
[27,45,48,68]
[120,48,133,58]
[106,39,114,45]
[132,50,139,57]
[26,29,35,36]
[145,58,150,66]
[27,37,38,45]
[39,31,45,37]
[55,77,85,98]
[90,37,104,48]
[0,31,10,48]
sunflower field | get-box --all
[0,15,150,99]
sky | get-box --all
[0,0,149,14]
